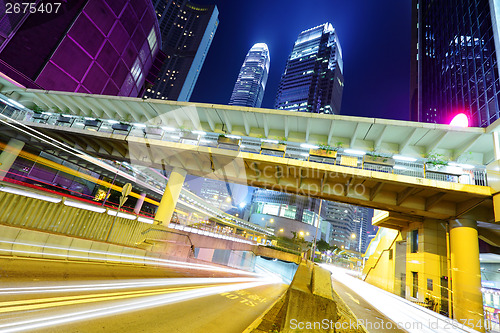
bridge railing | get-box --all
[0,184,255,247]
[1,103,488,187]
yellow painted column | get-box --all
[154,168,187,226]
[449,219,484,332]
[494,194,500,222]
[0,138,24,181]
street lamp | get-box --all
[299,231,304,237]
[351,233,356,239]
[279,228,284,233]
[306,232,310,236]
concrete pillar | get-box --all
[133,192,146,215]
[449,219,484,332]
[154,168,187,226]
[0,138,24,181]
[494,132,500,161]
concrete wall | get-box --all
[363,221,449,314]
[362,228,401,293]
[405,220,448,305]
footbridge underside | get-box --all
[16,121,494,224]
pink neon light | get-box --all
[450,113,469,127]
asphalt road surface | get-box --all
[0,276,287,333]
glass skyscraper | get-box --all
[144,0,219,102]
[229,43,270,108]
[275,23,344,114]
[410,0,500,127]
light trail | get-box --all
[320,264,479,333]
[0,277,261,295]
[0,240,261,277]
[0,280,275,333]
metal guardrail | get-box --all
[0,103,489,187]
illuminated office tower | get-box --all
[229,43,270,108]
[410,0,500,127]
[275,23,343,114]
[145,0,219,101]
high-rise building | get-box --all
[0,0,162,98]
[353,206,374,253]
[323,202,355,250]
[199,178,231,209]
[275,23,343,114]
[410,0,500,127]
[249,189,321,225]
[229,43,270,108]
[144,0,218,101]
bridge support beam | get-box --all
[134,192,146,215]
[449,218,484,332]
[0,138,24,181]
[154,168,187,226]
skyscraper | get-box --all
[0,0,162,98]
[410,0,500,127]
[275,23,343,114]
[229,43,270,108]
[145,0,219,101]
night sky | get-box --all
[189,0,412,121]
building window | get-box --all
[411,229,418,253]
[412,272,418,298]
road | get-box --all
[0,276,287,333]
[321,264,480,333]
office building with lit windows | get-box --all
[0,0,162,98]
[275,23,343,114]
[410,0,500,127]
[144,0,218,101]
[229,43,270,108]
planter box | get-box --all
[144,127,163,136]
[218,136,241,146]
[261,142,286,151]
[57,115,72,123]
[310,149,337,158]
[180,132,198,140]
[425,163,462,175]
[364,155,395,166]
[84,119,101,127]
[112,123,131,131]
[33,113,48,120]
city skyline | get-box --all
[191,0,411,121]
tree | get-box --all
[316,239,331,252]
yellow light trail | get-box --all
[0,280,276,333]
[0,284,227,314]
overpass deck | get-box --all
[1,106,493,223]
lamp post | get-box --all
[310,199,323,261]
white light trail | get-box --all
[0,277,264,295]
[320,264,478,333]
[0,280,274,332]
[0,240,261,277]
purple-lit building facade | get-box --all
[0,0,162,97]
